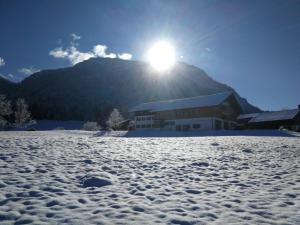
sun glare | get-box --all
[147,41,175,72]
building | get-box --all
[236,113,260,129]
[130,92,242,131]
[238,107,300,131]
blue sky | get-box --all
[0,0,299,110]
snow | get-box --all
[0,130,299,224]
[95,129,299,137]
[130,92,232,112]
[10,120,85,131]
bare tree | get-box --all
[106,108,124,130]
[14,98,35,128]
[0,94,12,129]
[83,121,101,131]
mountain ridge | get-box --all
[0,57,261,125]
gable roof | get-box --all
[130,92,234,113]
[249,109,299,123]
[237,113,260,120]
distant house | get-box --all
[130,92,242,131]
[236,113,260,129]
[238,106,300,131]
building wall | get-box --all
[154,98,240,122]
[133,95,241,131]
[249,119,299,130]
[162,118,214,131]
[134,116,236,131]
[134,115,154,129]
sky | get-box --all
[0,0,299,111]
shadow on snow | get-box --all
[94,130,299,138]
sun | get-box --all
[147,41,175,72]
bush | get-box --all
[27,128,37,131]
[53,127,65,130]
[83,121,101,131]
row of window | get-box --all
[136,124,152,128]
[215,120,235,130]
[159,109,208,118]
[175,124,201,131]
[164,121,175,126]
[136,116,153,121]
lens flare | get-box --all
[147,41,175,72]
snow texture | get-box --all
[130,92,232,112]
[10,120,84,131]
[0,130,299,225]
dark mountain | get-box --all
[0,76,16,94]
[0,58,260,125]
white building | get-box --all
[130,92,242,131]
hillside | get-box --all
[0,58,260,124]
[0,76,16,94]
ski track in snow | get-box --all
[0,131,299,225]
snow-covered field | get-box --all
[0,131,299,225]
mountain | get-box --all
[0,76,16,94]
[0,58,260,125]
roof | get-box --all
[249,109,299,123]
[237,113,260,120]
[130,92,233,113]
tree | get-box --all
[83,121,101,131]
[14,98,35,128]
[0,95,12,129]
[106,108,124,130]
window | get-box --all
[182,125,190,131]
[164,121,175,126]
[230,122,236,129]
[193,124,201,129]
[141,125,146,128]
[224,121,229,130]
[136,125,140,128]
[147,124,151,128]
[215,120,222,130]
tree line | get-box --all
[83,108,125,131]
[0,94,127,131]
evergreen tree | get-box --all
[0,94,12,129]
[106,108,124,130]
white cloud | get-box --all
[70,33,81,41]
[50,46,94,65]
[0,57,5,67]
[67,46,95,65]
[0,73,14,81]
[19,67,40,76]
[49,35,132,65]
[93,45,106,57]
[49,47,69,58]
[93,45,117,58]
[118,53,132,60]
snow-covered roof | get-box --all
[249,109,299,123]
[237,113,260,120]
[130,92,233,113]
